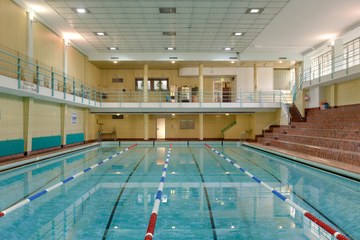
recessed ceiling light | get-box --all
[224,47,233,51]
[231,61,235,64]
[113,61,118,64]
[166,47,175,50]
[74,8,90,14]
[246,8,264,14]
[159,7,176,13]
[163,32,176,36]
[108,47,118,50]
[171,61,175,64]
[94,32,107,36]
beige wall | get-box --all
[204,114,236,139]
[0,0,26,55]
[32,100,61,137]
[252,112,278,138]
[33,21,64,71]
[0,93,24,140]
[85,61,101,89]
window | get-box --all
[135,78,169,91]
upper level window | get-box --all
[135,78,169,91]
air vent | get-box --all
[112,115,124,119]
[159,7,176,13]
[169,57,178,59]
[110,57,119,59]
[163,32,176,36]
[229,57,237,59]
[279,57,287,60]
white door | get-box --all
[156,118,166,139]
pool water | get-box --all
[0,142,359,240]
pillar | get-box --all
[23,97,34,154]
[253,64,258,92]
[329,84,337,107]
[199,114,203,140]
[144,114,149,140]
[61,104,68,146]
[199,63,204,102]
[144,64,148,102]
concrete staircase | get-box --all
[258,104,360,166]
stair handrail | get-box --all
[221,120,237,138]
[262,111,290,138]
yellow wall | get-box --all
[66,106,85,134]
[99,69,203,91]
[333,78,360,106]
[33,21,64,71]
[225,114,252,139]
[0,93,23,140]
[32,100,61,137]
[67,46,86,83]
[0,0,26,55]
[204,114,236,139]
[252,112,277,138]
[85,61,101,89]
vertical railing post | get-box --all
[100,92,102,107]
[94,89,97,106]
[259,90,262,107]
[73,78,75,101]
[51,67,55,96]
[63,74,67,99]
[36,62,40,93]
[81,84,84,103]
[17,53,21,89]
[88,88,91,104]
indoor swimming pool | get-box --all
[0,142,358,240]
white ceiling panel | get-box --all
[19,0,359,64]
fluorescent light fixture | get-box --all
[246,8,264,14]
[94,32,107,36]
[166,47,175,50]
[159,7,176,13]
[224,47,233,51]
[108,47,118,50]
[233,32,244,36]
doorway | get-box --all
[156,118,166,139]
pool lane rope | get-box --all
[144,144,172,240]
[205,144,349,240]
[0,144,137,218]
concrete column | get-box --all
[199,114,203,140]
[26,12,33,60]
[329,84,337,107]
[64,39,68,76]
[253,64,258,92]
[61,104,68,146]
[199,63,204,102]
[83,109,88,142]
[144,114,149,140]
[23,97,34,154]
[333,39,344,72]
[143,64,148,102]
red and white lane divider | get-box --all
[205,144,349,240]
[144,144,172,240]
[0,144,137,218]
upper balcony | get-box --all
[0,47,290,113]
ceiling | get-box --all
[15,0,360,69]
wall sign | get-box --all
[72,113,77,124]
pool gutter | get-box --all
[0,143,100,172]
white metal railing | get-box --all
[301,44,360,86]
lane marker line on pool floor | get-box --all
[205,144,349,240]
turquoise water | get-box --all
[0,142,359,240]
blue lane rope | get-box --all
[0,144,137,217]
